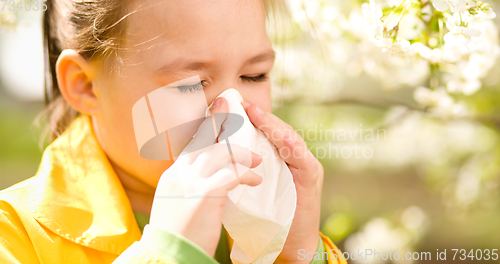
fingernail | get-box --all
[252,151,262,158]
[212,98,221,108]
[255,106,264,115]
[241,101,250,108]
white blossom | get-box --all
[361,0,385,38]
[376,39,411,56]
[421,4,433,21]
[445,11,474,31]
[414,44,446,63]
[398,14,425,40]
[293,0,498,106]
[446,53,496,95]
[442,26,482,61]
[413,87,469,117]
[444,26,481,44]
[447,76,481,95]
[413,87,451,107]
[432,0,474,13]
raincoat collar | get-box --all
[30,115,141,255]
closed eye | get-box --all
[176,82,204,93]
[241,74,268,83]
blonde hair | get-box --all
[42,0,130,141]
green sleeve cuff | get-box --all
[311,236,329,264]
[140,224,219,264]
[114,224,218,264]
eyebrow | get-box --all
[246,49,276,64]
[157,49,276,72]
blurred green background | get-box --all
[2,1,500,263]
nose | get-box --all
[204,78,242,105]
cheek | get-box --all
[240,83,272,112]
[97,86,141,146]
[94,89,144,163]
[94,66,163,149]
[95,77,208,161]
[91,79,172,182]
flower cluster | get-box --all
[362,0,499,117]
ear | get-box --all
[56,49,99,115]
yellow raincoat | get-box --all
[0,115,347,263]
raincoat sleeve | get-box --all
[113,224,218,264]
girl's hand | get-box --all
[242,102,324,264]
[149,98,263,256]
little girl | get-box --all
[0,0,347,263]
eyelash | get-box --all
[176,82,204,93]
[176,74,267,93]
[241,74,268,83]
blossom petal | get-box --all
[449,2,467,13]
[463,28,481,37]
[432,0,450,12]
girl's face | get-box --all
[91,0,274,188]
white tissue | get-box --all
[210,89,297,264]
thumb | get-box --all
[180,97,229,161]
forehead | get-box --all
[122,0,270,65]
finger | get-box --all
[236,169,263,187]
[281,133,316,171]
[209,97,229,118]
[244,103,313,170]
[209,168,263,194]
[181,142,261,197]
[193,143,262,177]
[246,104,294,145]
[241,101,251,111]
[180,97,229,162]
[183,165,262,197]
